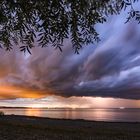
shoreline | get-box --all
[0,115,140,140]
[1,114,140,124]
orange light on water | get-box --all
[25,108,42,116]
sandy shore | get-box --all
[0,115,140,140]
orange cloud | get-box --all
[0,85,51,99]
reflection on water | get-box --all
[25,108,42,116]
[0,108,140,122]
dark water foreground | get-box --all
[0,115,140,140]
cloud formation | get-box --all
[1,13,140,99]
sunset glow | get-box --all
[0,6,140,108]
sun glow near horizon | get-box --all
[27,104,45,108]
[0,96,140,109]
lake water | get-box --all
[0,108,140,122]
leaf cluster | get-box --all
[0,0,139,54]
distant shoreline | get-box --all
[1,107,140,109]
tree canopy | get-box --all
[0,0,140,54]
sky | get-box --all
[0,6,140,108]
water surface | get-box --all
[1,108,140,122]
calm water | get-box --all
[0,108,140,122]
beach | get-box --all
[0,115,140,140]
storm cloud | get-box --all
[1,12,140,99]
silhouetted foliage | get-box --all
[0,0,140,54]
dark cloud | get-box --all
[1,12,140,99]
